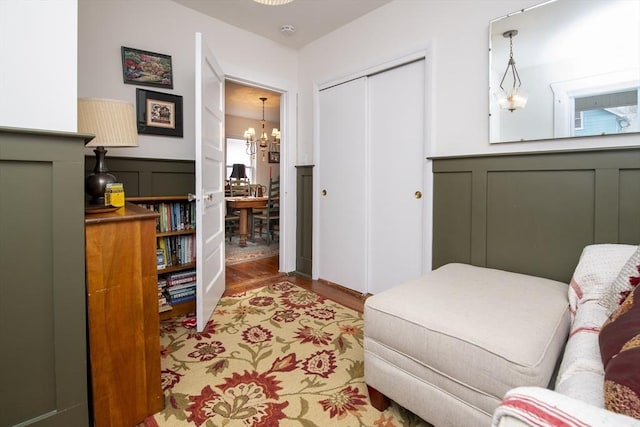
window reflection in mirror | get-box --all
[489,0,640,143]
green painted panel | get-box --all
[1,127,89,427]
[1,161,57,424]
[620,169,640,243]
[432,147,640,284]
[486,170,595,282]
[85,156,195,197]
[433,172,472,269]
[151,172,196,196]
[296,166,313,276]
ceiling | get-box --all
[173,0,392,123]
[172,0,392,50]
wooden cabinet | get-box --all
[85,203,163,426]
[128,196,196,320]
[1,127,91,427]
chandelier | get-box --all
[497,30,528,112]
[244,97,270,162]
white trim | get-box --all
[224,76,295,273]
[551,68,640,138]
[318,50,429,92]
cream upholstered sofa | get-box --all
[493,244,640,426]
[364,244,640,427]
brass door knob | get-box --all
[322,189,327,196]
[414,191,422,199]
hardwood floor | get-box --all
[225,256,367,312]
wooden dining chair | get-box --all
[229,178,250,196]
[224,203,240,242]
[253,177,280,245]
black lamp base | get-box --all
[86,146,117,205]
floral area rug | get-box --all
[144,281,428,427]
[225,237,279,265]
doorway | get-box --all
[224,80,281,262]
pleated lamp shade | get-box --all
[230,163,247,179]
[78,98,138,147]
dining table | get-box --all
[225,196,268,247]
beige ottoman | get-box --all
[364,263,570,427]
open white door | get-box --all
[195,32,225,332]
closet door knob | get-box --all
[414,191,422,199]
[322,189,327,196]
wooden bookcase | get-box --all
[128,196,196,320]
[85,203,163,425]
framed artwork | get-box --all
[136,89,183,137]
[268,151,280,163]
[121,46,173,89]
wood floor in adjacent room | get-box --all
[225,256,367,313]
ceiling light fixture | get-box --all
[497,29,528,112]
[253,0,295,6]
[244,97,270,162]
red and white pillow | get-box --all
[601,246,640,316]
[599,284,640,419]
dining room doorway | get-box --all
[224,80,281,262]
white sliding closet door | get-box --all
[318,58,426,295]
[318,78,367,293]
[368,60,425,294]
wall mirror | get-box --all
[489,0,640,144]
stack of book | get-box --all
[158,278,172,312]
[136,201,196,233]
[156,234,195,269]
[163,269,196,305]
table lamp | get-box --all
[229,163,247,179]
[78,98,138,205]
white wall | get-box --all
[78,0,299,273]
[78,0,298,161]
[0,0,77,132]
[297,0,640,161]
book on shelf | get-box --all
[165,281,196,293]
[147,201,195,233]
[156,249,166,270]
[166,292,196,305]
[156,235,195,268]
[165,286,195,298]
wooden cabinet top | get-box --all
[85,202,158,225]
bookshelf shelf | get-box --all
[128,196,197,319]
[158,261,196,275]
[157,229,195,238]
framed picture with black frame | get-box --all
[136,88,183,137]
[268,151,280,163]
[121,46,173,89]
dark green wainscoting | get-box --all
[431,147,640,283]
[2,127,91,427]
[84,156,195,197]
[296,165,314,277]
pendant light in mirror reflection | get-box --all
[489,0,640,144]
[496,30,528,112]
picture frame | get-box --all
[136,88,183,137]
[121,46,173,89]
[268,151,280,163]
